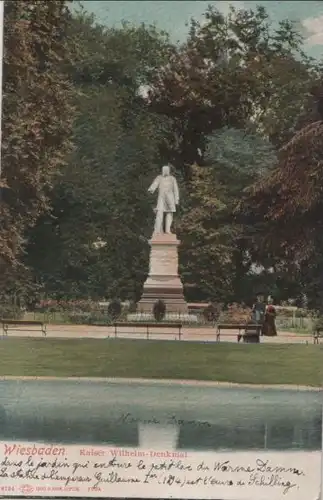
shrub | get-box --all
[218,303,252,324]
[88,311,112,325]
[35,299,60,313]
[294,308,308,318]
[67,312,91,324]
[203,303,223,323]
[153,299,166,322]
[313,315,323,330]
[36,299,100,314]
[0,304,24,320]
[107,299,122,320]
[128,301,137,313]
[274,307,310,319]
[275,307,295,318]
[67,311,112,325]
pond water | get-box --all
[0,380,321,451]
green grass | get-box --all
[0,338,321,386]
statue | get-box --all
[148,165,179,234]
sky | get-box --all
[78,0,323,60]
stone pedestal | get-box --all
[138,233,188,314]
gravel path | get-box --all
[1,323,317,344]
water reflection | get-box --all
[0,380,321,451]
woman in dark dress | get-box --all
[262,299,277,336]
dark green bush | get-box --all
[128,301,137,313]
[153,299,166,322]
[107,299,122,320]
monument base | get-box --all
[137,233,188,314]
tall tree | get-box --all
[0,0,75,303]
[179,128,277,302]
[25,11,173,299]
[238,79,323,308]
[148,5,318,177]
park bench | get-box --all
[1,319,47,337]
[113,322,183,340]
[216,323,261,343]
[313,327,323,345]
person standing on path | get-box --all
[252,293,266,324]
[262,298,278,336]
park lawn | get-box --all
[0,338,321,386]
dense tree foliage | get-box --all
[148,5,317,175]
[24,10,173,300]
[0,0,74,305]
[2,2,322,307]
[179,128,277,302]
[239,80,323,308]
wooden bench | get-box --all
[216,323,261,343]
[313,327,323,345]
[1,319,47,337]
[113,322,183,340]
